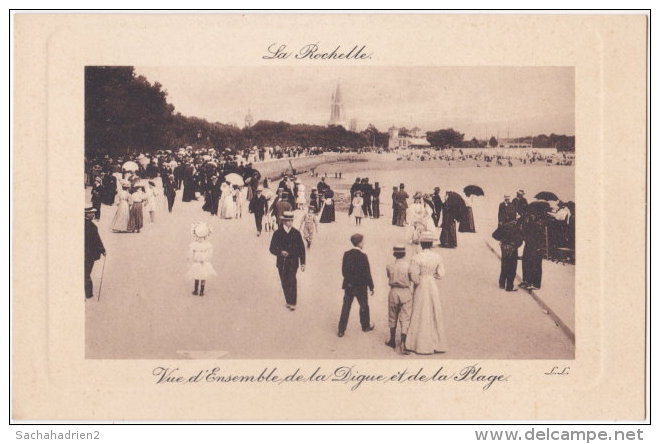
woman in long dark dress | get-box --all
[458,194,476,233]
[439,195,458,248]
[182,164,196,202]
[372,182,381,218]
[319,188,335,223]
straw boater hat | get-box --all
[420,231,436,243]
[192,222,211,239]
[393,244,406,253]
[281,211,295,221]
[84,206,96,214]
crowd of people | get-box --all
[84,146,575,357]
[396,148,575,167]
[495,190,576,293]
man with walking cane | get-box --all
[269,211,306,311]
[85,206,106,300]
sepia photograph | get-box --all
[13,12,647,423]
[84,65,576,360]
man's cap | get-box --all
[350,233,364,245]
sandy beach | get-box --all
[85,158,575,360]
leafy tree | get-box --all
[426,128,465,148]
[488,136,498,148]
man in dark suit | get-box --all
[512,189,528,219]
[206,175,222,216]
[395,184,409,226]
[337,233,375,337]
[249,186,269,236]
[163,174,176,213]
[84,206,106,300]
[362,178,373,218]
[431,187,443,227]
[173,163,184,190]
[269,211,306,310]
[391,186,399,225]
[498,194,517,227]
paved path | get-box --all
[86,178,574,359]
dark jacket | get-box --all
[269,227,306,268]
[432,192,443,215]
[249,195,269,216]
[85,219,105,262]
[498,202,517,225]
[513,196,528,217]
[341,248,374,291]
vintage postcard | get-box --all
[12,13,648,421]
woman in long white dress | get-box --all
[220,182,236,219]
[406,193,433,243]
[404,231,448,355]
[111,181,131,232]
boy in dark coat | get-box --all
[337,233,375,337]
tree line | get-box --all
[85,66,575,155]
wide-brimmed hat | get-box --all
[393,244,406,253]
[517,189,525,195]
[192,222,211,239]
[420,231,436,243]
[256,185,264,191]
[413,192,423,200]
[281,211,295,221]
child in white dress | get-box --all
[352,191,365,225]
[186,222,217,296]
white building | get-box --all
[388,126,430,149]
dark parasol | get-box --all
[463,185,485,197]
[534,191,560,201]
[526,200,552,215]
[492,221,524,247]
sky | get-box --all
[134,66,574,139]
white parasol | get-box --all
[225,173,244,186]
[122,161,139,172]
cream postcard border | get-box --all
[12,13,647,420]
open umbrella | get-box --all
[225,173,244,186]
[492,221,523,247]
[122,161,139,172]
[463,185,485,197]
[534,191,559,201]
[527,200,551,215]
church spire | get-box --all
[328,80,345,127]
